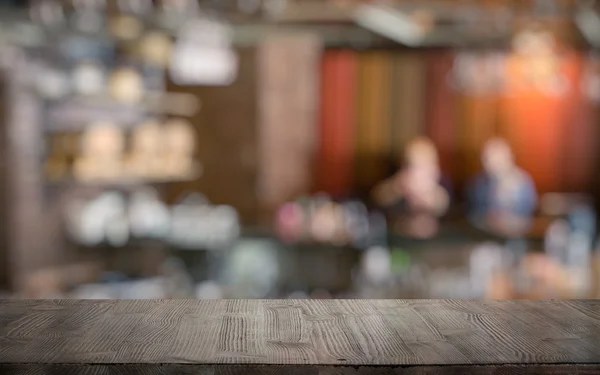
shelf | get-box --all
[45,93,200,132]
[46,97,148,131]
[47,170,202,189]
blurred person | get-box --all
[468,138,537,236]
[372,137,449,238]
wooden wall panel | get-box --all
[561,53,598,193]
[0,70,7,290]
[315,49,358,197]
[425,50,456,180]
[390,52,427,163]
[457,55,500,185]
[4,56,54,291]
[355,51,392,194]
[257,33,322,215]
[166,48,259,224]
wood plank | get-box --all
[257,32,321,215]
[1,300,599,374]
[165,48,259,224]
[315,49,358,197]
[425,50,457,180]
[3,52,56,293]
[355,51,393,194]
[391,51,427,156]
[2,364,600,375]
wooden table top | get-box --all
[1,299,600,374]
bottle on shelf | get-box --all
[73,121,125,182]
[126,120,166,179]
[161,118,197,178]
[108,66,144,103]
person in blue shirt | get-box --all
[468,138,537,236]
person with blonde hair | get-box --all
[373,137,449,238]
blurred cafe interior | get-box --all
[1,0,600,300]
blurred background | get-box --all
[1,0,600,300]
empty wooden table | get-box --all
[1,299,599,374]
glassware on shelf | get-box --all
[126,120,166,179]
[128,187,170,239]
[168,193,240,250]
[73,121,125,182]
[161,118,197,178]
[137,30,172,67]
[36,65,71,100]
[65,190,129,246]
[109,13,144,42]
[72,60,106,96]
[223,239,280,298]
[108,66,144,103]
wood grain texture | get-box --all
[257,33,321,212]
[1,300,600,375]
[355,51,393,194]
[2,364,600,375]
[164,48,259,224]
[391,52,427,155]
[4,58,57,292]
[425,50,457,183]
[315,49,358,197]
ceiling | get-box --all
[1,0,597,48]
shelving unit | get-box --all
[44,92,200,132]
[0,3,213,295]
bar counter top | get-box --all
[1,299,599,374]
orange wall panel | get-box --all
[315,50,358,197]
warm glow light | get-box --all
[510,28,567,96]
